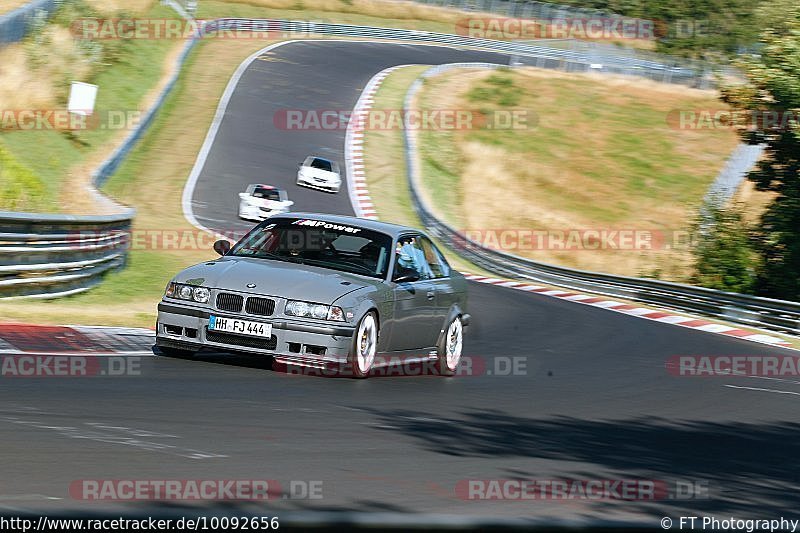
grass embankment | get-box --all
[0,0,181,213]
[410,67,745,281]
[0,0,31,15]
[0,37,276,326]
[361,65,496,276]
[197,0,467,32]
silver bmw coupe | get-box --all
[156,214,470,377]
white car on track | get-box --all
[238,184,294,222]
[296,156,341,193]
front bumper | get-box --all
[156,301,354,367]
[239,204,289,221]
[297,173,340,193]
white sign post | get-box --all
[68,82,98,116]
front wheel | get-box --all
[435,316,463,376]
[349,311,378,378]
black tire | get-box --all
[348,311,378,378]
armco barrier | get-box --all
[403,64,800,337]
[204,19,713,87]
[0,0,57,45]
[0,211,130,298]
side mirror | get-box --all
[238,192,248,199]
[213,239,231,256]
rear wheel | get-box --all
[349,312,378,378]
[435,316,463,376]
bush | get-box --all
[691,202,758,293]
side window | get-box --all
[393,236,433,281]
[419,237,451,278]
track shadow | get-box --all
[352,407,800,516]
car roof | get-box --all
[272,212,424,238]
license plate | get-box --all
[209,315,272,337]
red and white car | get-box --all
[238,184,294,222]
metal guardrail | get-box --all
[0,211,130,298]
[0,0,57,45]
[403,64,800,337]
[205,19,715,87]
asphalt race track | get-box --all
[2,41,800,523]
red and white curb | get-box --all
[344,66,796,351]
[463,275,793,348]
[0,324,155,356]
[345,65,409,220]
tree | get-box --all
[719,0,800,300]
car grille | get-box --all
[216,292,244,312]
[205,328,278,350]
[245,297,275,316]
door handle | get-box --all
[426,290,435,300]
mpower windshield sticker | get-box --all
[292,219,363,234]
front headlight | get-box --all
[165,282,210,304]
[285,300,345,321]
[192,286,210,303]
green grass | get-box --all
[0,3,178,213]
[423,70,737,224]
[0,145,48,212]
[362,65,495,277]
[408,67,742,281]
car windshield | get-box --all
[310,158,333,172]
[229,217,392,278]
[252,187,281,201]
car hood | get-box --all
[301,167,340,181]
[174,257,380,303]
